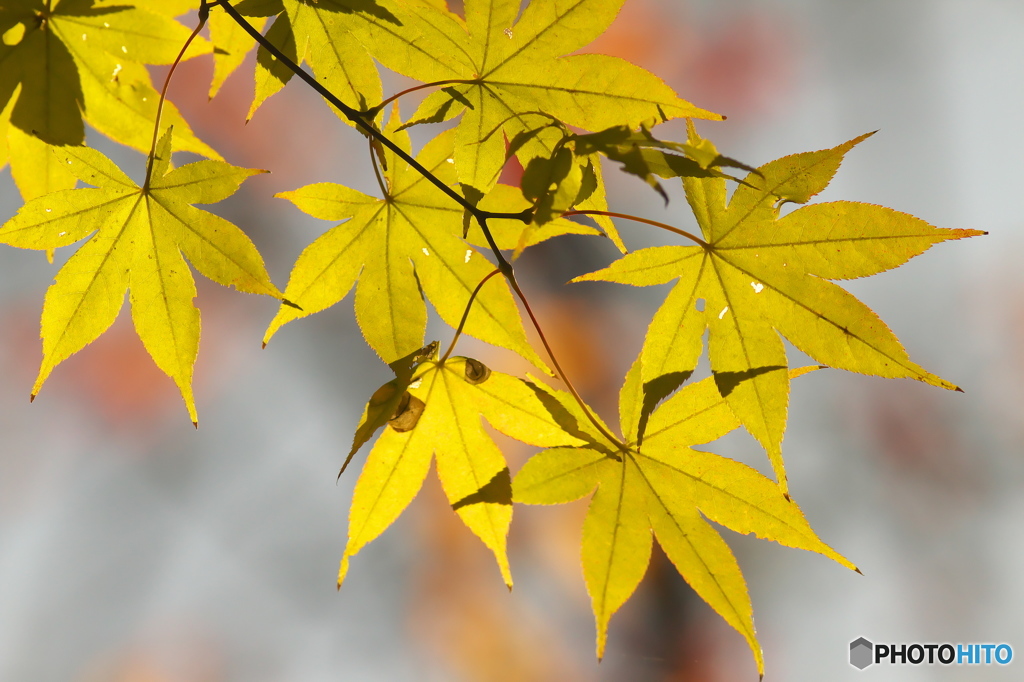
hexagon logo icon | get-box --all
[850,637,874,669]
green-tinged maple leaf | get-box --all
[359,0,721,192]
[0,129,282,424]
[0,0,216,200]
[265,108,583,368]
[575,130,985,495]
[338,353,586,589]
[247,0,390,121]
[520,144,588,224]
[513,361,855,672]
[466,181,603,253]
[482,112,625,251]
[505,117,757,251]
[570,122,758,203]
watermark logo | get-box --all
[849,638,1013,669]
[850,638,873,670]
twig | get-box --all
[212,0,624,449]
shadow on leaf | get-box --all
[524,381,618,457]
[452,467,512,510]
[524,381,589,442]
[636,370,693,445]
[296,0,400,23]
[713,366,787,397]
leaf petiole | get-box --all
[504,275,627,451]
[369,79,479,118]
[440,268,502,364]
[144,2,210,189]
[368,136,389,200]
[563,210,708,248]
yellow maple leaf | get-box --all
[0,128,282,423]
[513,361,856,674]
[208,5,269,99]
[0,0,216,199]
[576,129,985,495]
[265,107,594,367]
[247,0,386,121]
[338,352,584,589]
[356,0,722,192]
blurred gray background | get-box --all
[0,0,1021,680]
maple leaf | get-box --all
[569,121,758,202]
[512,361,856,673]
[264,107,588,368]
[346,340,438,470]
[0,0,217,199]
[338,352,584,589]
[502,114,627,251]
[505,117,757,252]
[246,0,395,121]
[355,0,722,192]
[208,4,269,99]
[0,128,282,424]
[576,130,986,494]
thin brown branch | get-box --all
[212,1,622,449]
[215,0,529,269]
